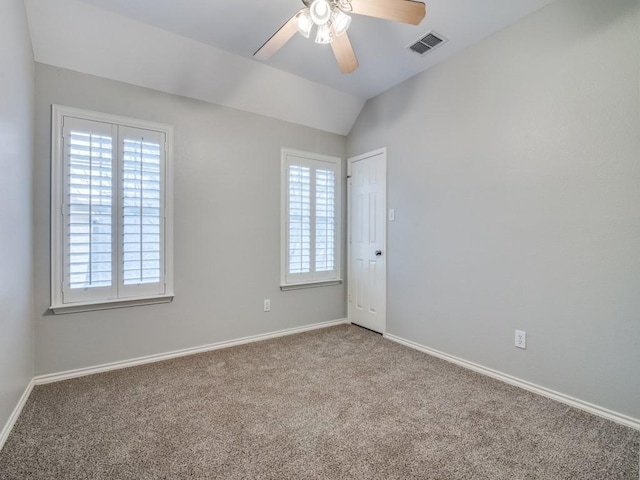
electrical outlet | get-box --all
[263,299,270,312]
[515,330,526,349]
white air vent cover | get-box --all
[409,31,446,55]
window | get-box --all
[51,105,173,313]
[281,149,342,289]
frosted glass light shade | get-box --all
[331,9,351,36]
[296,9,313,38]
[315,23,333,44]
[310,0,332,25]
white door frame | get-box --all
[347,147,387,333]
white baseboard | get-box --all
[384,333,640,432]
[34,318,348,385]
[0,379,34,452]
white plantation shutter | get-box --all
[315,168,335,272]
[283,151,340,286]
[52,106,172,311]
[119,127,165,297]
[62,118,116,303]
[288,164,311,274]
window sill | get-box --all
[280,280,343,291]
[50,294,174,315]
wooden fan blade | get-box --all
[350,0,426,25]
[330,30,359,74]
[254,10,303,60]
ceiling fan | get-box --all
[254,0,426,74]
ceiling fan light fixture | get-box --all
[331,9,351,36]
[315,23,333,44]
[253,0,426,74]
[309,0,332,25]
[295,9,313,38]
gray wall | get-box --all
[348,0,640,419]
[0,0,35,431]
[34,64,347,375]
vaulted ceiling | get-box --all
[25,0,557,134]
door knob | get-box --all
[375,250,382,256]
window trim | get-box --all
[280,148,342,289]
[50,105,174,314]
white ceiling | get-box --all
[74,0,557,100]
[25,0,557,135]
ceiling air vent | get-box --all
[409,31,446,55]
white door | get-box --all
[348,148,386,334]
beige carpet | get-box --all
[1,325,638,479]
